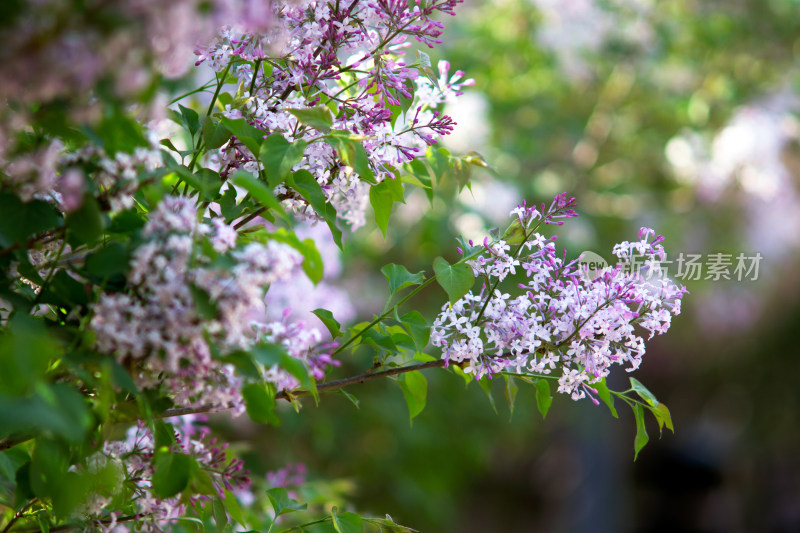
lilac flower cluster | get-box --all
[93,417,249,532]
[199,0,472,228]
[431,194,687,401]
[0,0,273,195]
[91,196,337,411]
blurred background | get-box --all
[242,1,800,531]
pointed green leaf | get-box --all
[337,389,360,409]
[178,104,200,136]
[629,377,658,407]
[259,136,307,188]
[312,308,342,339]
[230,170,288,222]
[478,377,498,414]
[219,117,263,156]
[267,487,307,517]
[152,451,197,498]
[633,403,650,460]
[535,379,553,419]
[398,371,427,424]
[289,106,333,133]
[325,131,376,184]
[288,169,342,248]
[213,499,228,533]
[651,402,674,433]
[594,378,618,418]
[432,256,474,304]
[369,178,405,236]
[202,117,232,149]
[66,195,103,246]
[504,375,519,420]
[381,264,425,295]
[400,310,430,352]
[242,383,279,425]
[332,508,363,533]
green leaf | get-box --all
[92,110,149,153]
[432,256,474,304]
[400,310,429,352]
[289,106,333,133]
[174,167,220,202]
[594,378,618,418]
[0,385,91,442]
[651,402,674,433]
[219,186,244,222]
[415,49,440,89]
[312,309,342,338]
[381,264,425,296]
[633,404,650,460]
[259,135,308,188]
[242,383,279,425]
[66,195,103,246]
[332,508,363,533]
[287,169,342,248]
[0,192,62,247]
[0,314,58,395]
[224,489,247,527]
[325,131,375,184]
[107,209,145,234]
[213,498,228,533]
[178,104,201,136]
[535,379,553,419]
[266,487,307,517]
[85,243,130,278]
[30,439,67,500]
[219,117,263,156]
[202,117,231,149]
[477,377,498,414]
[337,389,359,409]
[153,420,176,449]
[189,283,218,320]
[629,377,658,407]
[152,450,197,498]
[398,371,427,425]
[230,170,288,222]
[369,178,405,237]
[504,375,519,420]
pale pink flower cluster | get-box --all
[199,0,469,229]
[431,195,687,401]
[91,196,304,413]
[90,418,249,532]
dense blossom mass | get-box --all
[431,195,687,400]
[92,197,339,412]
[93,417,249,532]
[198,0,470,228]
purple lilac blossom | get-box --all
[431,194,687,401]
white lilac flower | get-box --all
[431,194,687,401]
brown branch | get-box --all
[1,500,36,533]
[0,433,32,452]
[156,359,448,420]
[18,515,139,533]
[0,361,451,450]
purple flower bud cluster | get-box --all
[91,196,337,412]
[431,194,687,402]
[199,0,470,229]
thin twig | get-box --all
[153,360,448,420]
